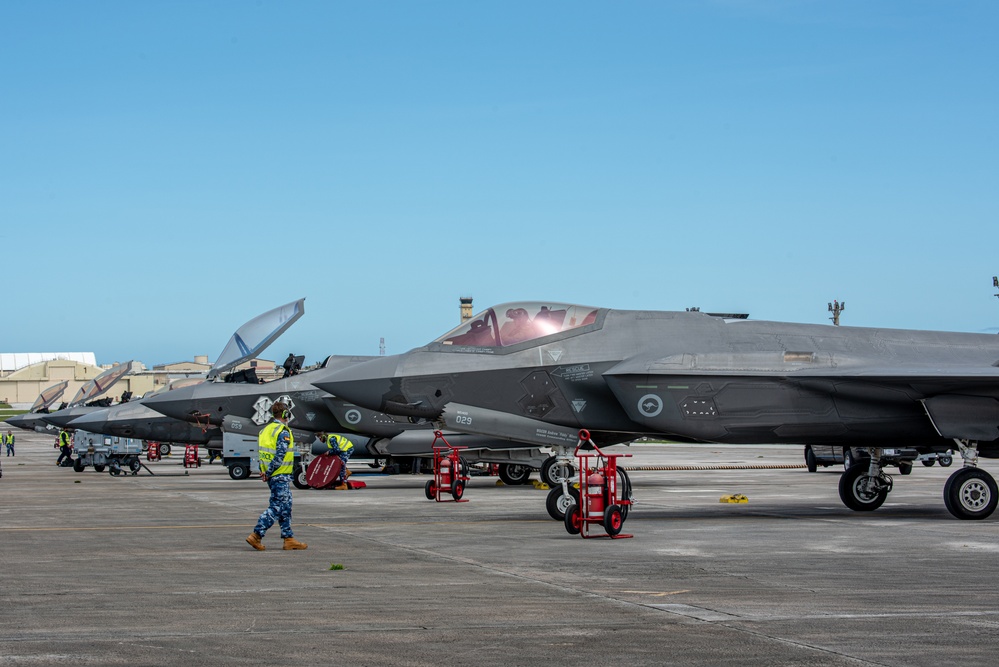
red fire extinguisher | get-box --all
[587,470,605,519]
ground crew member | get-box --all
[55,430,72,465]
[4,430,14,456]
[322,432,354,490]
[246,402,307,551]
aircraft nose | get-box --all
[142,387,196,421]
[41,408,91,429]
[5,414,33,430]
[69,409,109,432]
[313,356,401,413]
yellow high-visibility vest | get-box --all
[325,433,354,454]
[59,431,71,447]
[258,421,294,476]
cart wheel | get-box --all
[604,505,624,536]
[293,466,310,490]
[452,480,465,501]
[158,443,172,457]
[73,458,85,473]
[564,504,582,535]
[922,459,935,467]
[939,456,953,467]
[545,485,580,521]
[617,469,632,521]
[498,463,531,486]
[128,458,142,473]
[93,464,106,473]
[228,464,250,480]
[108,463,121,477]
[425,480,436,500]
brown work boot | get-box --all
[344,468,351,478]
[245,532,265,551]
[334,482,348,490]
[283,537,308,550]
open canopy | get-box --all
[68,361,134,407]
[435,302,601,348]
[208,298,305,379]
[30,380,68,412]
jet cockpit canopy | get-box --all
[435,302,601,348]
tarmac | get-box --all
[2,430,999,666]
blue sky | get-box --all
[2,1,998,367]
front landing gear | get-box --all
[839,462,891,511]
[943,439,998,520]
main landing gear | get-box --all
[837,440,998,520]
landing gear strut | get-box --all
[838,452,892,512]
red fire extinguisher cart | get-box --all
[425,431,469,502]
[564,429,633,539]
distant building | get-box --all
[0,352,97,379]
[0,358,154,409]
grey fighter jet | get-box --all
[142,356,551,483]
[313,301,999,521]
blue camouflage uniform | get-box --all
[254,421,296,539]
[325,433,354,484]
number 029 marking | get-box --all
[455,414,473,426]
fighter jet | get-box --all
[312,300,999,521]
[142,356,551,483]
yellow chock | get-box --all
[719,494,748,504]
[532,480,550,490]
[496,479,505,486]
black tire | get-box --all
[369,458,383,469]
[73,458,85,473]
[922,459,935,467]
[498,463,531,486]
[108,462,121,477]
[292,466,310,490]
[452,480,465,501]
[425,480,436,500]
[898,462,912,476]
[228,463,250,480]
[604,504,624,536]
[545,485,580,521]
[939,456,953,467]
[838,465,888,511]
[943,468,998,520]
[805,446,818,473]
[564,504,582,535]
[617,469,632,521]
[93,464,106,473]
[158,443,172,457]
[540,457,576,487]
[128,458,142,473]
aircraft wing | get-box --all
[30,381,68,412]
[209,298,305,379]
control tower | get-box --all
[460,296,474,323]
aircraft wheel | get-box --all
[228,464,250,480]
[604,504,624,536]
[498,463,531,486]
[546,485,580,521]
[804,446,817,473]
[73,458,85,473]
[93,464,106,473]
[939,456,953,467]
[292,466,310,490]
[425,480,436,500]
[922,459,936,467]
[541,457,576,487]
[452,480,465,501]
[128,458,142,473]
[944,468,998,520]
[838,465,888,512]
[158,443,172,457]
[564,504,582,535]
[898,462,912,476]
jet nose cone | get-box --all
[5,413,34,430]
[142,387,196,421]
[42,407,94,429]
[313,357,401,413]
[68,409,109,432]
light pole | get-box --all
[828,300,845,326]
[993,276,998,299]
